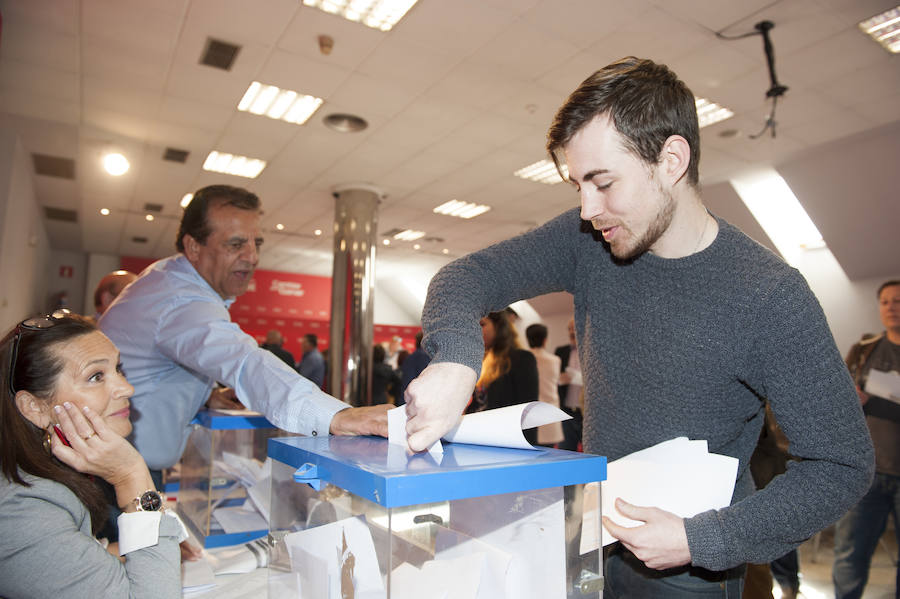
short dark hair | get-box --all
[303,333,318,348]
[373,344,386,363]
[877,280,900,298]
[414,330,423,348]
[176,185,260,252]
[525,323,548,348]
[1,314,108,534]
[547,57,701,188]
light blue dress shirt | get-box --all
[99,254,349,470]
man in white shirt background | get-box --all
[554,318,583,451]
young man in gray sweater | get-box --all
[403,57,874,597]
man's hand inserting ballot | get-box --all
[404,362,477,452]
[603,498,692,570]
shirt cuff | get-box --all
[117,510,189,555]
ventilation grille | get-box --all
[162,147,189,163]
[32,154,75,179]
[381,227,405,237]
[131,236,148,244]
[143,203,163,213]
[44,207,78,222]
[200,38,241,71]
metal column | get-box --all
[328,184,382,406]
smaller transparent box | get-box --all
[177,409,286,548]
[268,436,606,598]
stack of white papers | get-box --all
[580,437,738,552]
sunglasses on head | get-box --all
[7,309,71,397]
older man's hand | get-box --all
[404,362,477,452]
[329,404,391,437]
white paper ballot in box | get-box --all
[580,437,738,553]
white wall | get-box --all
[46,249,88,315]
[0,128,51,330]
[793,247,898,356]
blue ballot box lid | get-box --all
[192,409,275,430]
[268,436,607,508]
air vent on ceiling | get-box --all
[32,154,75,179]
[131,236,148,244]
[381,227,405,237]
[143,203,164,213]
[162,147,189,163]
[200,38,241,71]
[44,207,78,222]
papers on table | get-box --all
[865,369,900,404]
[580,437,739,553]
[388,402,571,454]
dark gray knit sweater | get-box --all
[422,207,874,571]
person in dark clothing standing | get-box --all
[371,344,401,405]
[555,318,583,451]
[398,331,431,404]
[260,330,295,368]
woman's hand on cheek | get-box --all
[51,402,144,484]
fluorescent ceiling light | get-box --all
[202,151,267,178]
[514,159,568,185]
[238,81,324,124]
[729,168,826,265]
[393,229,425,241]
[695,97,734,128]
[180,193,193,208]
[859,5,900,53]
[302,0,419,31]
[433,199,491,219]
[103,152,129,176]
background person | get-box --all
[92,270,137,319]
[99,185,387,487]
[297,333,325,388]
[260,329,295,369]
[398,331,431,404]
[469,311,538,442]
[0,312,184,598]
[525,323,564,447]
[833,279,900,599]
[404,57,873,597]
[555,318,583,451]
[371,344,400,405]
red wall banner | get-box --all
[120,256,419,357]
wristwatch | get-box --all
[128,490,166,513]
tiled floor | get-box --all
[773,525,897,599]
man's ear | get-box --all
[659,135,691,186]
[183,234,201,262]
[15,391,51,429]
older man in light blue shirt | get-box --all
[100,185,386,474]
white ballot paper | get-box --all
[388,402,571,453]
[865,369,900,404]
[580,437,739,553]
[284,515,385,599]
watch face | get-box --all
[139,491,163,511]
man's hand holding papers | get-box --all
[602,499,691,569]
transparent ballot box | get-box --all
[267,436,607,599]
[177,409,284,548]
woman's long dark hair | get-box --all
[477,310,521,389]
[0,314,108,534]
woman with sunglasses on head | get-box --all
[0,311,185,598]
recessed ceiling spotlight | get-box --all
[145,214,154,222]
[100,208,110,216]
[103,152,129,176]
[442,248,449,254]
[323,113,368,133]
[314,229,323,236]
[413,244,421,250]
[275,223,285,230]
[382,239,390,246]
